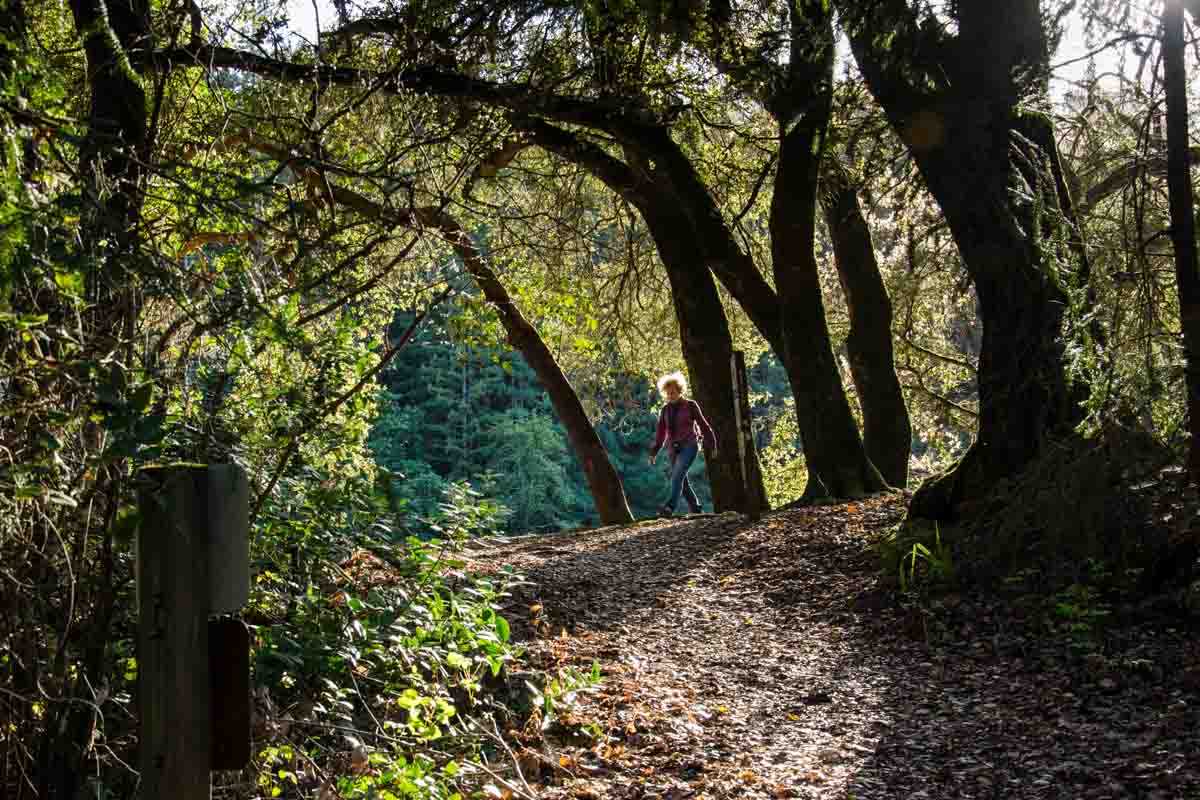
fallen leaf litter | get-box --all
[462,494,1200,799]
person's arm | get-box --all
[649,407,667,462]
[690,400,718,453]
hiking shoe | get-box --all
[687,504,702,515]
[658,505,673,518]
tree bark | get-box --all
[840,0,1082,518]
[39,0,150,796]
[821,161,911,487]
[1163,0,1200,481]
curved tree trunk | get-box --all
[903,117,1077,519]
[841,0,1082,519]
[821,161,911,487]
[772,132,886,499]
[767,5,886,500]
[417,209,636,525]
[244,135,636,525]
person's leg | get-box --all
[666,443,699,511]
[681,470,701,513]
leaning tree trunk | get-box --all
[242,132,637,525]
[417,209,636,525]
[1163,0,1200,482]
[821,161,912,487]
[642,204,768,513]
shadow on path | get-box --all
[464,496,1200,799]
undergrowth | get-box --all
[212,477,591,800]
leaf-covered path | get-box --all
[463,495,1200,799]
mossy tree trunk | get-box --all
[41,0,151,795]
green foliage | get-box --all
[757,396,808,507]
[525,660,603,734]
[243,473,530,799]
[1049,582,1113,645]
[877,522,957,592]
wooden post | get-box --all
[137,466,213,800]
[137,463,252,793]
[730,351,765,521]
[206,464,249,615]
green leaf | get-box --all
[494,615,510,643]
[53,270,84,296]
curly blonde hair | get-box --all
[656,371,688,397]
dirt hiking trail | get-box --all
[463,494,1200,799]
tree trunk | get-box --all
[899,108,1077,517]
[40,0,150,796]
[418,209,636,525]
[767,6,886,500]
[644,206,766,513]
[241,133,637,525]
[1163,0,1200,482]
[771,125,886,499]
[906,119,1075,517]
[821,161,911,487]
[841,0,1082,519]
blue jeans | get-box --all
[666,442,700,512]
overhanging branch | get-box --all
[154,43,668,139]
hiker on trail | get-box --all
[649,371,717,517]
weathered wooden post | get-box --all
[137,464,250,798]
[730,351,765,521]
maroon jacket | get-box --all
[650,398,716,455]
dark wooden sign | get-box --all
[730,350,765,520]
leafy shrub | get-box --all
[237,476,531,800]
